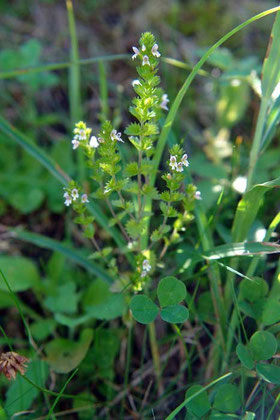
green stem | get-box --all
[66,0,84,182]
[148,322,162,394]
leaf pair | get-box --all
[129,276,189,324]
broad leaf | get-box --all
[45,329,93,373]
[157,277,186,308]
[213,384,241,413]
[249,331,277,361]
[185,385,211,417]
[0,256,39,292]
[130,295,159,324]
[236,343,254,369]
[160,305,189,324]
[256,363,280,384]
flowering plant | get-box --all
[63,32,200,322]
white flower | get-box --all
[98,137,105,143]
[74,128,87,140]
[169,155,177,170]
[104,187,111,194]
[176,162,184,172]
[151,43,160,57]
[111,129,124,143]
[64,192,72,207]
[160,93,169,111]
[195,191,202,200]
[89,136,99,148]
[132,46,140,60]
[72,136,80,150]
[142,259,151,272]
[81,193,89,203]
[141,44,146,52]
[142,55,150,66]
[71,188,79,201]
[132,79,141,87]
[181,153,189,167]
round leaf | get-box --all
[185,385,211,417]
[160,305,189,323]
[249,331,277,361]
[213,384,241,413]
[157,276,186,307]
[236,343,254,369]
[0,256,39,292]
[262,298,280,326]
[240,277,268,302]
[256,363,280,384]
[130,295,159,324]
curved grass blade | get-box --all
[232,177,280,242]
[46,368,78,420]
[166,372,232,420]
[0,116,129,257]
[12,229,114,283]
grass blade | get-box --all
[166,372,232,419]
[232,177,280,242]
[12,229,114,283]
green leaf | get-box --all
[240,277,268,302]
[249,331,277,361]
[256,363,280,384]
[236,343,254,369]
[185,385,211,417]
[262,298,280,326]
[44,281,79,314]
[130,295,159,324]
[125,218,146,239]
[242,413,256,420]
[30,319,57,341]
[9,186,44,214]
[0,117,127,257]
[0,256,39,292]
[213,384,241,413]
[160,305,189,323]
[157,276,186,307]
[55,313,92,328]
[45,329,93,373]
[12,229,114,283]
[232,177,280,242]
[197,291,215,324]
[5,360,49,416]
[262,12,280,100]
[85,293,125,320]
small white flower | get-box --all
[169,155,177,170]
[176,162,184,172]
[142,259,151,272]
[74,128,87,140]
[81,193,89,203]
[132,79,141,87]
[151,43,161,57]
[98,137,105,143]
[142,55,150,66]
[111,129,124,143]
[72,137,80,150]
[195,191,202,200]
[181,153,189,167]
[132,46,140,60]
[89,136,99,148]
[141,270,148,278]
[104,187,111,194]
[71,188,79,201]
[141,44,146,52]
[160,93,169,111]
[64,192,72,207]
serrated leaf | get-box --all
[124,162,139,177]
[130,295,159,324]
[125,218,146,239]
[125,123,141,136]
